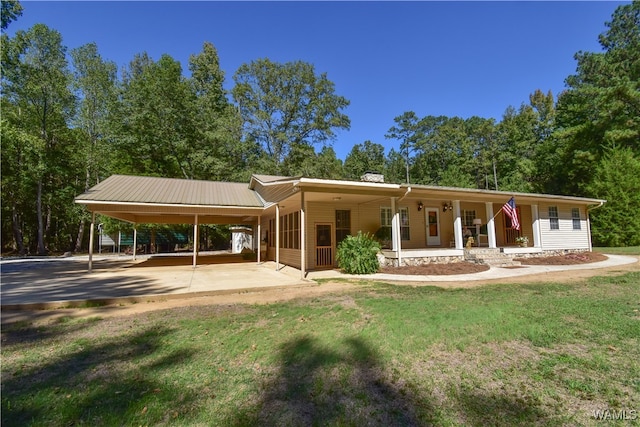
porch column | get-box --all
[485,202,497,248]
[391,197,402,265]
[88,211,95,272]
[453,200,463,249]
[300,191,306,279]
[192,214,199,268]
[257,216,261,264]
[275,204,280,271]
[133,224,137,260]
[531,204,542,248]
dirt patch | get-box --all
[516,252,607,265]
[380,262,489,276]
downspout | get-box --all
[398,186,412,202]
[586,201,605,251]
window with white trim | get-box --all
[572,208,581,230]
[549,206,559,230]
[279,211,300,249]
[400,208,410,241]
[269,219,275,248]
[335,210,351,244]
[463,210,476,227]
[380,207,410,241]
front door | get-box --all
[426,208,441,246]
[315,223,333,268]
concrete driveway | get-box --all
[1,254,310,308]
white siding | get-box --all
[539,204,590,250]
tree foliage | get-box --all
[232,58,350,175]
[1,0,23,30]
[550,0,640,195]
[343,140,386,181]
[1,2,638,253]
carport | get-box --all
[75,175,270,272]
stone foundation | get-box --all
[512,249,589,259]
[377,253,464,268]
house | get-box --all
[75,173,605,275]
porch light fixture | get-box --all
[443,202,452,212]
[417,201,424,211]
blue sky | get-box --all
[7,1,626,160]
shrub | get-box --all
[374,226,392,248]
[336,231,381,274]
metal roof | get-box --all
[75,175,264,207]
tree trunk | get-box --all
[74,219,85,253]
[74,167,91,253]
[36,179,47,255]
[11,204,25,255]
[492,161,499,191]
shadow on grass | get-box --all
[233,335,429,426]
[1,325,198,426]
[455,390,550,426]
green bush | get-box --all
[336,231,381,274]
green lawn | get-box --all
[2,272,639,426]
[594,246,640,256]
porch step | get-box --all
[464,248,522,267]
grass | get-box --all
[2,273,639,426]
[594,246,640,256]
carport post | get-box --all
[88,211,95,272]
[193,214,199,268]
[300,191,306,279]
[133,224,137,260]
[275,204,280,270]
[257,216,261,264]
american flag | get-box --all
[503,197,520,230]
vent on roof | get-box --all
[361,171,384,183]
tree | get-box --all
[587,146,640,246]
[385,111,422,183]
[70,42,118,251]
[188,42,247,181]
[343,140,386,181]
[551,1,640,195]
[2,24,76,254]
[232,58,350,175]
[1,0,23,30]
[113,53,199,178]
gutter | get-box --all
[587,200,605,212]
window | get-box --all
[335,210,351,245]
[572,208,581,230]
[268,219,275,248]
[279,211,300,249]
[463,210,476,227]
[380,207,409,241]
[549,206,559,230]
[400,207,410,241]
[380,207,392,228]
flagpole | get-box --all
[491,206,504,222]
